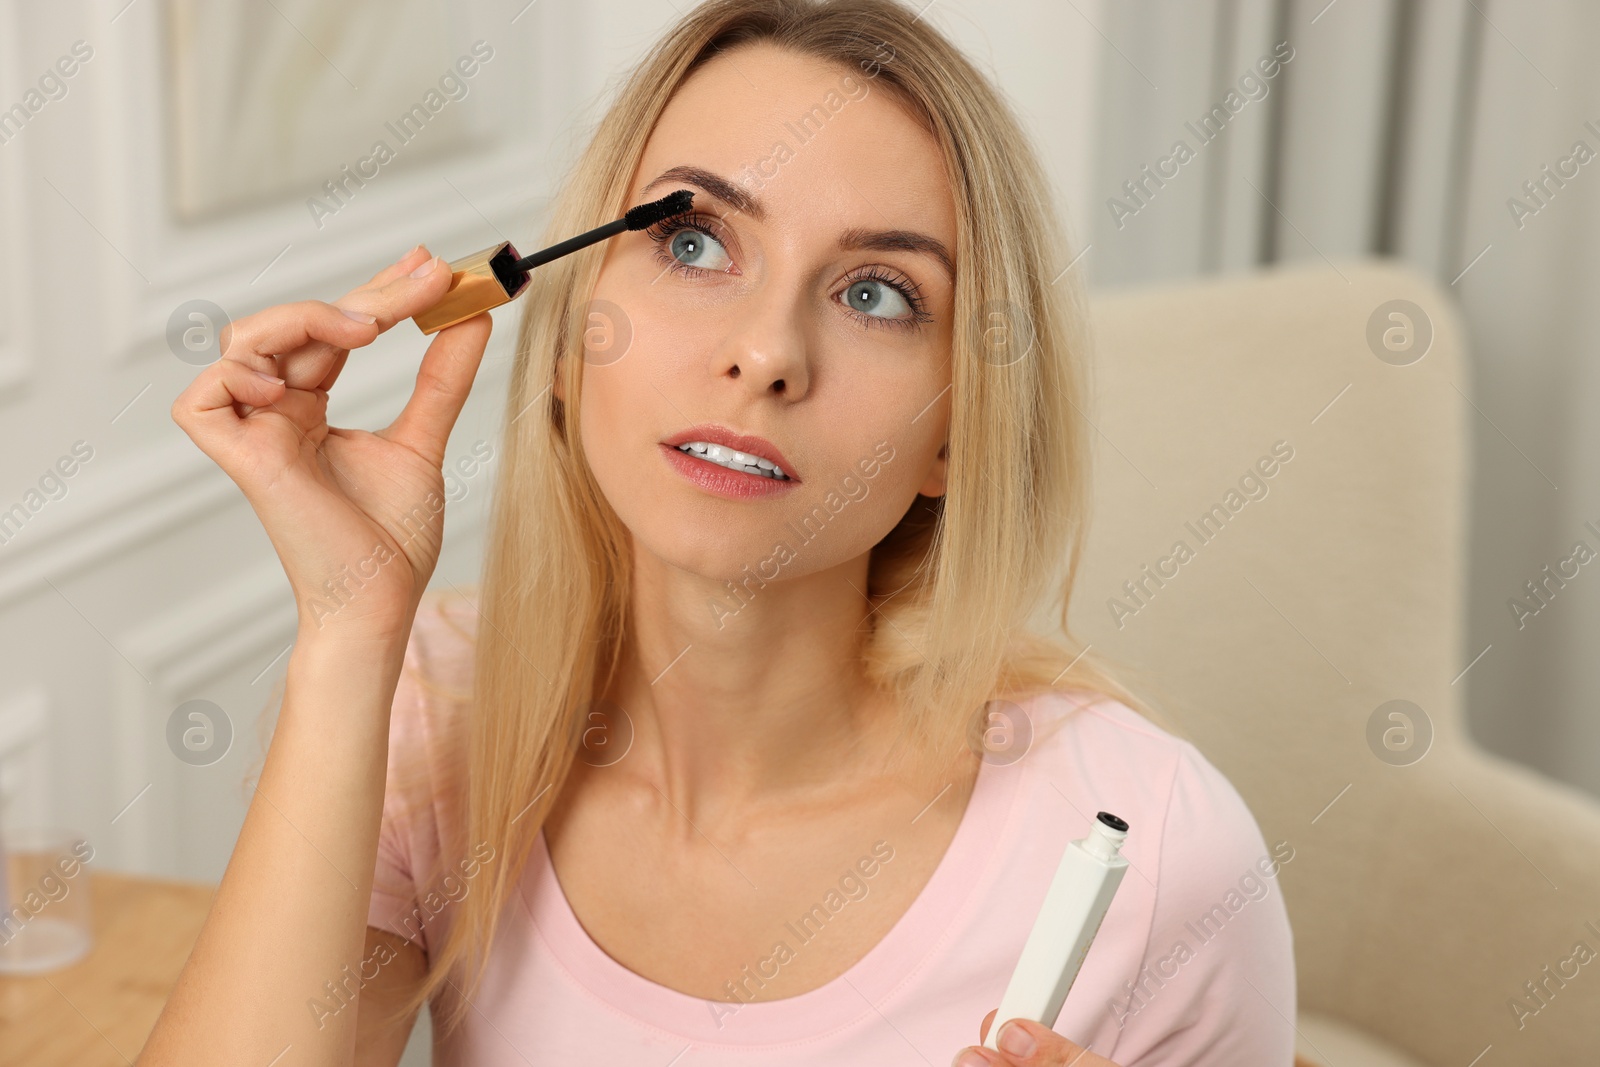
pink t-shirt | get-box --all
[369,597,1297,1065]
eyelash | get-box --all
[643,213,934,332]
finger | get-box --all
[359,243,434,290]
[329,251,454,331]
[377,312,492,466]
[236,245,433,390]
[986,1018,1116,1066]
[172,358,289,451]
[316,348,351,393]
[251,386,329,439]
[222,300,382,389]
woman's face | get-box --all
[575,42,956,598]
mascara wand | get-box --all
[412,189,695,334]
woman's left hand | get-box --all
[950,1010,1126,1067]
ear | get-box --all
[917,441,948,498]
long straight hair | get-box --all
[385,0,1177,1036]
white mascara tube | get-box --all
[983,811,1130,1050]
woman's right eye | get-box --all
[651,223,733,273]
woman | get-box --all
[148,1,1296,1064]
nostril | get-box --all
[774,379,785,393]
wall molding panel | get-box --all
[0,685,51,835]
[0,1,36,397]
[106,491,490,878]
[92,1,562,368]
[0,360,510,609]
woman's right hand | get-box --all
[171,245,490,643]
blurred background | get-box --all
[0,0,1596,1063]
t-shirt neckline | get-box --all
[517,740,1026,1047]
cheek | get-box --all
[576,301,688,470]
[577,365,640,494]
[575,335,698,549]
[790,434,939,558]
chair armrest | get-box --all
[1291,743,1600,1065]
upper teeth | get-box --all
[676,441,788,480]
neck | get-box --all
[600,546,909,823]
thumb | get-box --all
[380,311,492,465]
[974,1014,1119,1066]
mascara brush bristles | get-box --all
[624,188,695,230]
[512,189,695,273]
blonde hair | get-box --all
[383,0,1178,1036]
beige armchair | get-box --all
[1071,259,1600,1066]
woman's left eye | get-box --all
[841,278,911,322]
[835,269,931,331]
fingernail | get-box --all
[253,370,284,385]
[998,1022,1035,1058]
[400,243,422,262]
[340,306,377,324]
[950,1051,991,1067]
[409,255,441,279]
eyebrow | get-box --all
[640,165,955,281]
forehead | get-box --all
[635,42,956,251]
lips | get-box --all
[660,424,799,481]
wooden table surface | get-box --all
[0,871,215,1066]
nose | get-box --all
[710,283,812,400]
